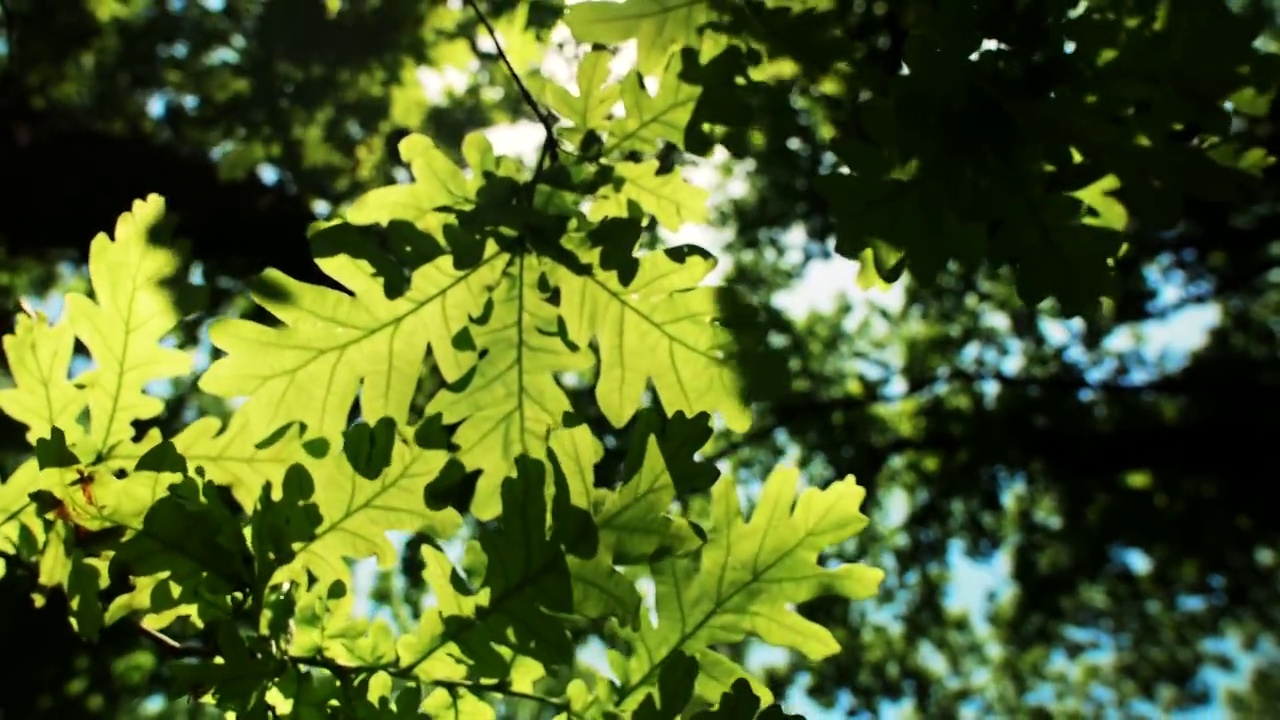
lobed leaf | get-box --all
[556,246,750,433]
[1,196,193,583]
[346,133,474,237]
[590,160,710,231]
[565,0,711,75]
[607,55,703,155]
[616,466,884,710]
[394,463,574,685]
[0,314,84,446]
[199,246,507,440]
[164,411,309,509]
[64,195,192,456]
[105,473,250,631]
[540,50,621,146]
[427,256,592,519]
[550,425,703,565]
[271,427,462,589]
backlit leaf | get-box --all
[556,246,750,432]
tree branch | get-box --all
[136,623,218,659]
[2,546,570,714]
[464,0,558,172]
[294,652,571,712]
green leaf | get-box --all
[607,55,703,155]
[286,578,362,660]
[855,242,907,290]
[0,313,84,445]
[34,427,82,469]
[1070,173,1129,231]
[342,417,397,480]
[547,426,646,623]
[623,409,718,496]
[471,459,575,663]
[588,217,645,285]
[65,554,106,640]
[43,462,177,539]
[198,239,507,441]
[427,255,592,519]
[388,457,641,701]
[308,220,447,301]
[634,650,697,720]
[462,130,498,177]
[134,439,188,474]
[63,195,192,456]
[556,246,750,433]
[346,133,473,237]
[616,465,883,710]
[565,0,712,75]
[539,50,620,145]
[0,461,49,573]
[394,463,575,683]
[692,678,803,719]
[290,583,400,668]
[165,410,310,509]
[107,476,250,629]
[272,431,462,588]
[591,160,710,231]
[389,543,501,682]
[595,435,704,564]
[546,424,702,621]
[490,2,545,72]
[250,464,324,586]
[0,196,190,480]
[422,687,497,720]
[168,623,280,713]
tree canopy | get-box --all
[1,0,1278,717]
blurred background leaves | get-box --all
[2,0,1280,717]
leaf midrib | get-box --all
[615,495,841,706]
[243,250,507,388]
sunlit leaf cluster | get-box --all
[0,4,885,716]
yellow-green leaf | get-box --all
[565,0,711,74]
[617,466,883,710]
[0,314,84,445]
[591,160,710,230]
[274,436,462,588]
[556,247,750,433]
[199,244,507,442]
[427,256,592,519]
[64,195,192,456]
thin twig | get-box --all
[134,614,573,712]
[292,653,571,712]
[463,0,559,170]
[137,623,218,658]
